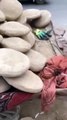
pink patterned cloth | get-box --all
[39,55,67,111]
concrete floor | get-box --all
[23,0,67,27]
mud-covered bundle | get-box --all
[0,0,54,112]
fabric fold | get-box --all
[39,55,67,111]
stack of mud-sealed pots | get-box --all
[0,0,55,120]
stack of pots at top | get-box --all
[0,0,52,94]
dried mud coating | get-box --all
[0,0,23,20]
[0,48,30,77]
[4,70,43,93]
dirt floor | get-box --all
[20,95,67,120]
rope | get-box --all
[49,21,64,56]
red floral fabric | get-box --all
[0,89,33,112]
